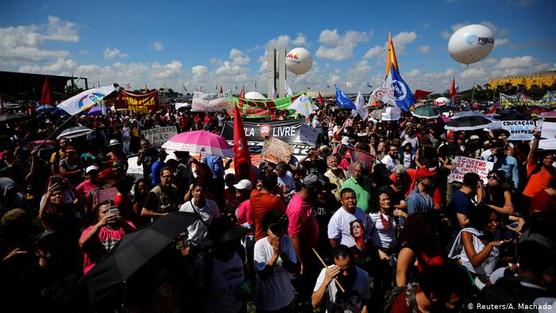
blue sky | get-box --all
[1,0,555,94]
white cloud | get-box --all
[495,56,535,70]
[43,15,79,42]
[418,45,431,54]
[316,29,370,61]
[267,35,291,50]
[0,16,80,69]
[153,60,182,79]
[192,65,208,76]
[362,31,417,62]
[150,41,164,51]
[292,33,307,46]
[104,47,128,59]
[406,69,421,77]
[229,48,249,65]
[363,45,384,59]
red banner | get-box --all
[112,90,159,112]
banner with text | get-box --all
[112,90,159,112]
[260,137,294,164]
[229,94,302,118]
[142,126,178,147]
[448,156,494,185]
[222,119,307,143]
[501,120,536,141]
[299,124,320,145]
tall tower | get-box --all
[267,48,287,98]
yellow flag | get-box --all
[384,32,399,79]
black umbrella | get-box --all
[80,212,196,307]
[0,112,29,123]
[445,116,498,131]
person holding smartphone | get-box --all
[78,200,136,274]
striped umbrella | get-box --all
[162,130,233,157]
[57,126,93,139]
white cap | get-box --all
[86,165,99,174]
[233,179,252,191]
[341,136,351,145]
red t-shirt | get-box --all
[80,221,135,274]
[250,190,286,241]
[523,162,554,198]
[529,189,556,215]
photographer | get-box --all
[78,200,136,274]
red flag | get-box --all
[239,86,245,104]
[317,92,325,105]
[233,102,252,180]
[450,78,456,100]
[40,76,53,105]
[413,90,432,100]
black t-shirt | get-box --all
[140,148,158,178]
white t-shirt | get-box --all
[448,227,499,277]
[196,252,245,313]
[179,199,220,248]
[253,235,297,311]
[327,207,373,248]
[369,212,398,249]
[313,265,371,313]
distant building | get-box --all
[488,71,556,89]
[0,71,87,102]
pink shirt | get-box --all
[76,180,101,203]
[286,193,319,248]
[236,199,252,226]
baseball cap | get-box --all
[86,165,99,174]
[470,135,480,140]
[302,174,325,190]
[233,179,252,191]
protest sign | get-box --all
[142,126,177,147]
[448,156,494,185]
[299,124,320,145]
[540,121,556,139]
[261,137,294,164]
[501,120,536,141]
[92,187,119,208]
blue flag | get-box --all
[387,66,414,112]
[335,86,356,110]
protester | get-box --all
[79,201,135,274]
[341,161,372,212]
[311,244,371,312]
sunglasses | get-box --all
[487,175,499,180]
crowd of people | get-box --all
[0,99,555,313]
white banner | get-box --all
[57,85,117,115]
[448,156,494,185]
[501,120,536,141]
[541,121,556,139]
[141,126,177,147]
[191,91,233,112]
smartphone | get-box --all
[108,207,120,216]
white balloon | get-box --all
[244,91,266,100]
[448,24,495,65]
[285,47,313,75]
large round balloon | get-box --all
[448,24,495,65]
[285,47,313,75]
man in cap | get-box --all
[75,165,102,216]
[286,174,321,278]
[137,139,158,181]
[487,140,520,190]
